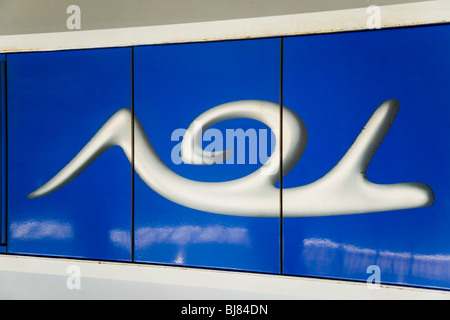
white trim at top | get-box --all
[0,0,449,53]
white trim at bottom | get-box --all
[0,254,449,300]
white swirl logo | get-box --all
[27,99,434,217]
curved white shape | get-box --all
[27,99,434,217]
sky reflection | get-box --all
[135,225,250,249]
[10,220,73,240]
[302,237,450,283]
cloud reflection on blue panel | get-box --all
[109,229,131,251]
[135,225,250,249]
[302,238,450,284]
[10,220,73,240]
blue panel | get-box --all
[283,25,450,289]
[134,39,281,273]
[7,48,132,261]
[0,54,5,246]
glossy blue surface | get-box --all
[0,54,5,245]
[283,25,450,289]
[2,24,449,290]
[7,48,132,260]
[134,39,281,273]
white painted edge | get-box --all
[0,0,449,53]
[1,254,449,299]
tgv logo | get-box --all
[28,99,434,217]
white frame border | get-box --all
[1,254,449,299]
[0,1,449,53]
